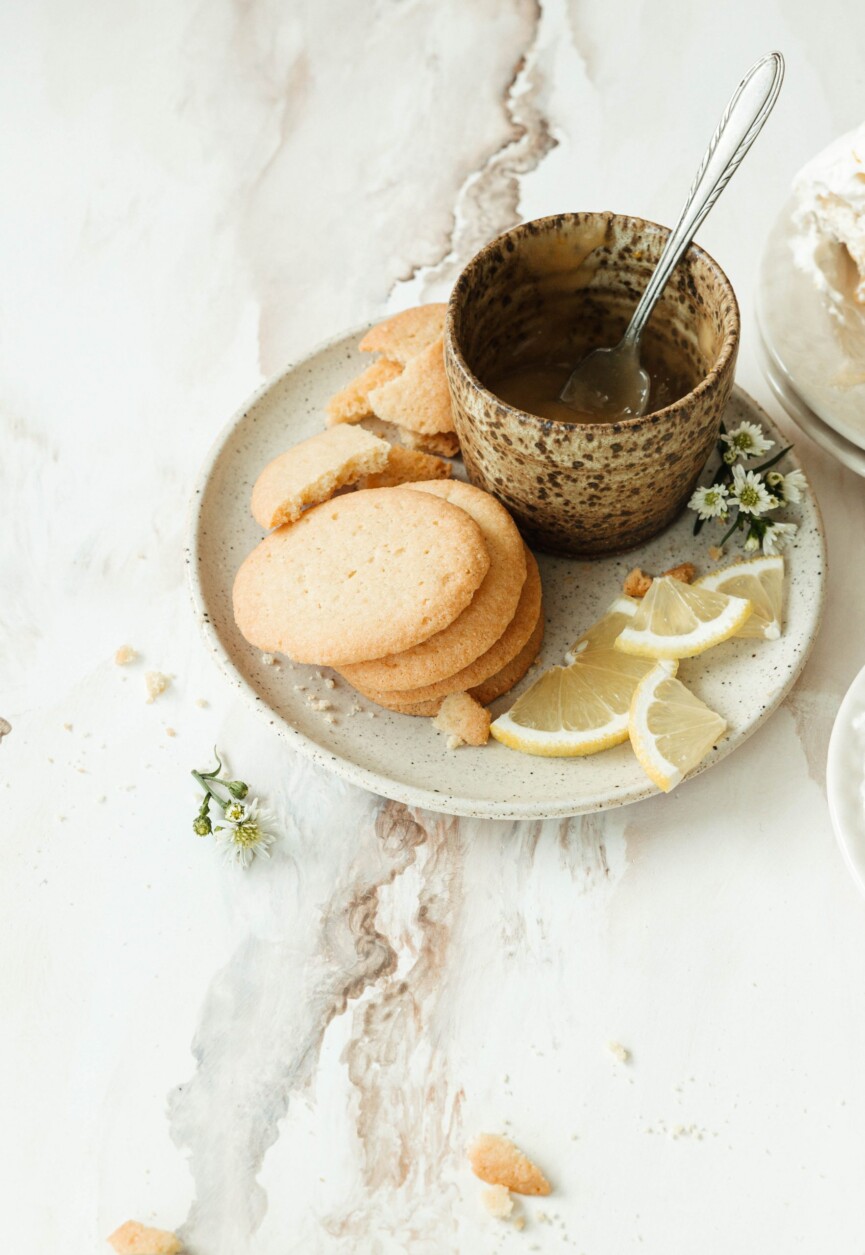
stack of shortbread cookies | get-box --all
[232,345,545,743]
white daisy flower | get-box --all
[215,798,277,868]
[780,469,808,504]
[721,421,775,461]
[762,521,798,555]
[744,532,761,552]
[688,482,729,520]
[730,465,775,517]
[224,800,247,824]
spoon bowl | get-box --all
[559,339,650,419]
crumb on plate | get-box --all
[433,692,490,747]
[114,644,137,666]
[624,563,696,598]
[623,568,653,598]
[608,1040,630,1063]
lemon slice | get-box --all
[490,598,669,757]
[614,576,751,660]
[564,595,639,663]
[629,662,727,792]
[695,555,784,641]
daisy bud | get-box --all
[226,779,249,800]
[193,814,212,836]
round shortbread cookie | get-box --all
[232,487,490,666]
[367,604,545,717]
[350,546,541,706]
[339,481,527,693]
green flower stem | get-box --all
[752,445,793,474]
[192,770,229,812]
[718,512,744,547]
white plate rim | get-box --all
[827,663,865,901]
[187,327,828,821]
[757,197,865,454]
[756,323,865,479]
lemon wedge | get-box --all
[614,575,752,660]
[629,661,727,792]
[695,555,784,641]
[490,598,668,757]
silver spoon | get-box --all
[560,51,785,420]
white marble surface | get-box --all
[4,2,865,1251]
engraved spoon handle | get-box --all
[624,51,785,346]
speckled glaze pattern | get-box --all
[188,321,825,821]
[444,212,740,556]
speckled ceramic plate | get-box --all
[827,664,865,901]
[188,326,826,820]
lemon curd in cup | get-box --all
[486,339,694,425]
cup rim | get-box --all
[445,210,741,434]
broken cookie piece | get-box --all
[325,357,403,426]
[368,337,455,436]
[357,444,452,489]
[358,303,446,364]
[468,1133,552,1196]
[400,426,461,458]
[107,1219,183,1254]
[433,693,491,747]
[250,425,390,529]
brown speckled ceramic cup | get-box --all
[444,212,740,556]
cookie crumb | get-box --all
[323,714,337,725]
[480,1184,514,1219]
[107,1219,183,1254]
[114,645,137,665]
[145,672,171,704]
[662,562,697,584]
[260,652,278,666]
[195,698,208,708]
[608,1041,630,1063]
[446,734,465,750]
[623,567,652,598]
[165,727,177,738]
[708,545,725,561]
[468,1133,551,1196]
[514,1215,526,1231]
[323,676,336,689]
[306,695,331,712]
[63,722,73,732]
